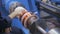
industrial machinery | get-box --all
[0,0,60,34]
[35,0,60,34]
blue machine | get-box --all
[0,0,60,34]
[0,0,39,34]
[1,0,30,34]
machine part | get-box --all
[36,25,60,34]
[36,1,60,18]
[19,9,38,28]
[9,6,38,28]
[48,28,60,34]
[37,25,47,34]
[21,12,31,24]
[45,17,58,30]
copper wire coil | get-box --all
[18,10,27,19]
[21,12,32,25]
[20,11,38,28]
[17,9,38,28]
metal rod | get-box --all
[36,25,47,34]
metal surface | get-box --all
[37,25,47,34]
[48,28,60,34]
[38,1,60,25]
[36,1,60,18]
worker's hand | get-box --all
[8,7,27,19]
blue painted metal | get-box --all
[2,0,30,13]
[27,0,40,17]
[1,0,39,34]
[1,0,30,34]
